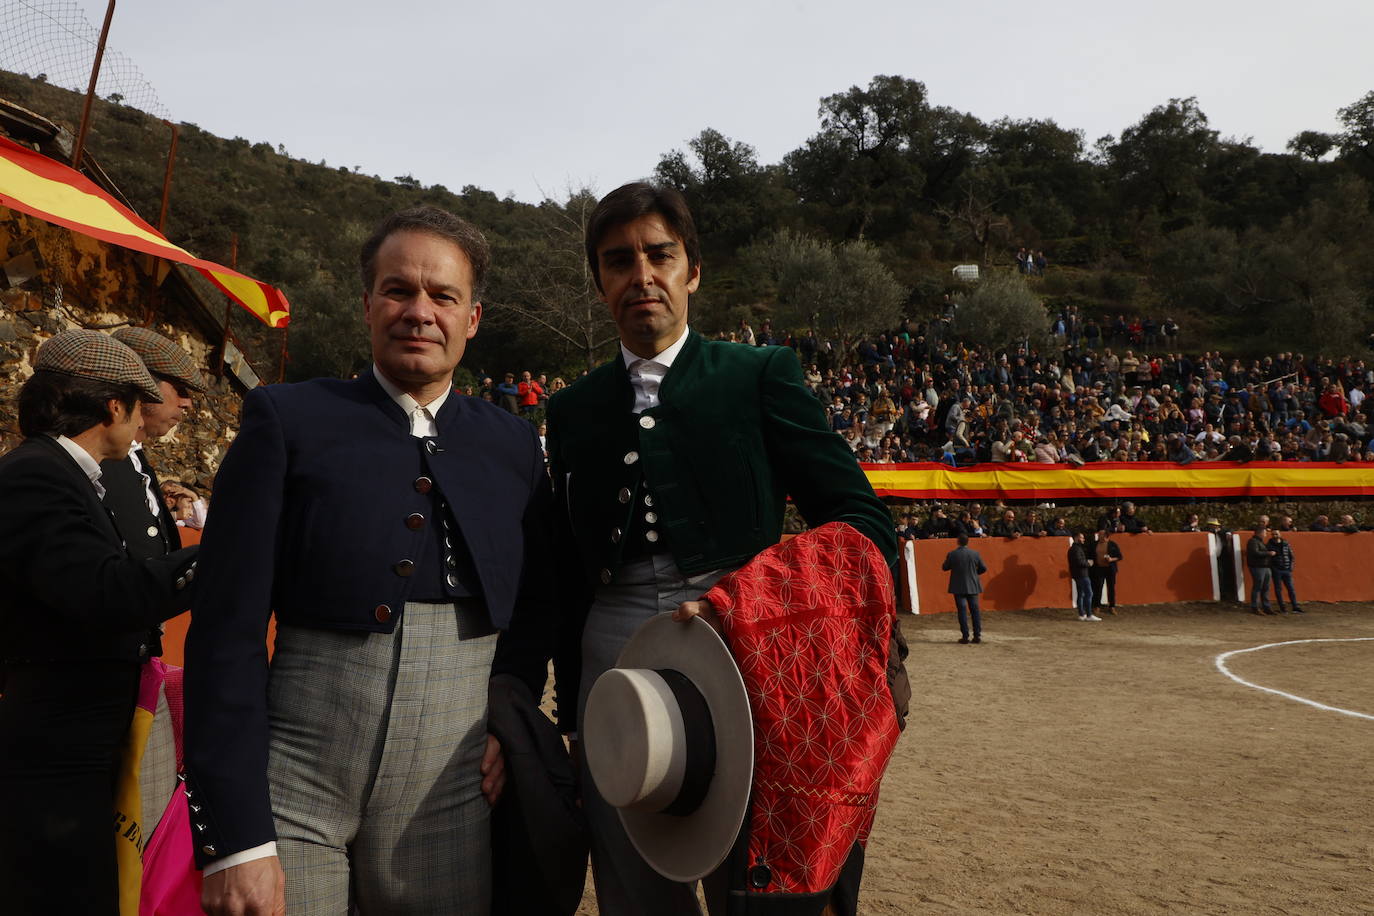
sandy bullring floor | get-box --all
[576,602,1374,914]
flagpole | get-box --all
[72,0,117,170]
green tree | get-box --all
[655,128,786,253]
[747,229,904,353]
[950,272,1050,352]
[1337,91,1374,167]
[1107,97,1220,222]
[783,75,934,240]
[484,190,619,372]
[1287,130,1336,162]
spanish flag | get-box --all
[0,133,290,328]
[863,460,1374,501]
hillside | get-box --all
[2,69,1372,380]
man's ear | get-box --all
[466,302,482,340]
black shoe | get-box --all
[958,636,970,644]
[1292,607,1305,613]
[1276,607,1288,614]
[972,636,982,643]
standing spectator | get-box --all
[1068,532,1100,621]
[517,370,544,415]
[496,371,520,413]
[1267,529,1300,613]
[1091,530,1123,615]
[1247,526,1277,615]
[943,534,988,644]
[1179,513,1201,532]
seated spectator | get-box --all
[1033,435,1057,463]
[1119,501,1151,533]
[990,509,1022,539]
[1222,435,1254,462]
[1337,514,1361,533]
[924,506,957,539]
[1047,517,1072,536]
[1022,510,1048,537]
[952,511,986,538]
[1096,506,1124,533]
[1310,515,1332,531]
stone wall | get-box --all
[1,209,243,493]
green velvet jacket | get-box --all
[546,330,898,728]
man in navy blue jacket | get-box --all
[185,207,553,914]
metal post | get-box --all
[71,0,117,169]
[157,120,179,232]
[218,234,237,375]
[278,322,289,383]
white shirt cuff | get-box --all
[202,841,277,877]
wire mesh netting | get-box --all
[0,0,168,119]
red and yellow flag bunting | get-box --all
[0,134,289,327]
[863,461,1374,500]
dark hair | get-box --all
[359,206,491,299]
[584,182,700,293]
[957,534,970,546]
[18,370,140,437]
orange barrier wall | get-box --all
[1240,531,1374,604]
[160,613,276,669]
[911,532,1215,614]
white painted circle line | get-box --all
[1215,638,1374,721]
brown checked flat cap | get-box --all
[35,329,163,403]
[113,327,208,392]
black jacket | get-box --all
[184,372,555,868]
[0,435,197,666]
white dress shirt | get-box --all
[372,364,452,437]
[621,326,689,414]
[51,434,105,498]
[127,442,162,517]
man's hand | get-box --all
[673,597,722,634]
[481,734,506,805]
[201,856,285,916]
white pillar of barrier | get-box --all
[903,538,919,614]
[1231,533,1245,602]
[1207,532,1221,602]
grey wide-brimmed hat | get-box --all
[35,329,162,402]
[582,613,754,883]
[112,326,207,392]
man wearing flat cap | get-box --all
[100,326,207,561]
[547,182,904,914]
[0,329,199,915]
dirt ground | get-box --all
[576,602,1374,914]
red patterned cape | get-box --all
[703,522,901,898]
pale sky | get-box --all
[50,0,1374,203]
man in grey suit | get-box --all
[942,534,987,643]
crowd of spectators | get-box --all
[470,301,1374,469]
[728,305,1374,467]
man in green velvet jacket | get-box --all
[546,181,904,916]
